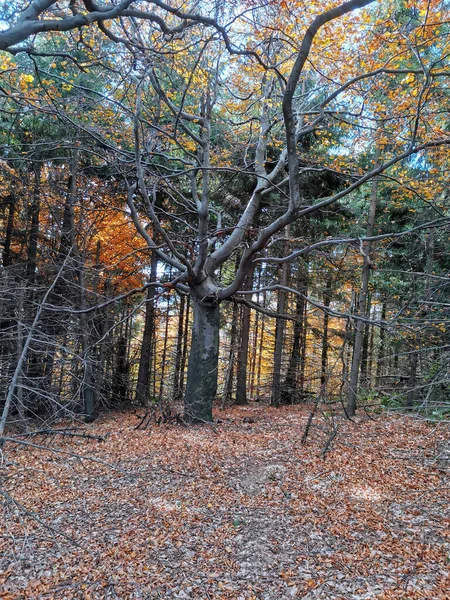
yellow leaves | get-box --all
[402,73,416,85]
[18,73,34,90]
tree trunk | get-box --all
[348,151,379,416]
[299,286,308,398]
[249,309,259,401]
[376,300,387,388]
[406,347,419,409]
[271,230,290,407]
[235,265,255,405]
[179,295,190,398]
[320,274,332,397]
[184,286,220,423]
[223,300,239,407]
[172,293,186,402]
[256,293,266,400]
[282,263,306,403]
[26,163,41,284]
[158,293,171,405]
[135,251,158,404]
[2,193,15,268]
[360,293,372,387]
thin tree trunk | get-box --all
[272,230,290,407]
[235,265,255,405]
[348,150,379,416]
[320,274,332,397]
[299,292,308,398]
[172,293,186,402]
[179,295,190,398]
[135,251,158,405]
[360,293,372,386]
[406,347,419,409]
[2,193,15,268]
[256,293,266,400]
[376,300,387,387]
[367,314,375,387]
[223,300,239,407]
[26,163,41,284]
[249,309,259,401]
[283,263,306,403]
[158,294,171,404]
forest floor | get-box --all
[1,405,449,600]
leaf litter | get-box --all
[1,406,449,599]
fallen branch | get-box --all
[321,428,338,458]
[17,428,107,442]
[0,487,91,552]
[301,400,319,445]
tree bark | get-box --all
[271,232,290,407]
[184,285,220,423]
[376,300,387,388]
[223,300,239,407]
[26,163,41,284]
[172,293,186,402]
[348,151,379,416]
[360,293,372,386]
[235,265,255,405]
[179,295,190,399]
[135,251,158,405]
[2,193,15,268]
[158,293,171,404]
[320,274,332,396]
[282,266,306,403]
[406,347,419,409]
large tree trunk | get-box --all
[184,283,220,424]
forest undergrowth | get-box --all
[1,406,449,600]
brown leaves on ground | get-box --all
[1,406,449,599]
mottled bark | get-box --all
[184,281,220,423]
